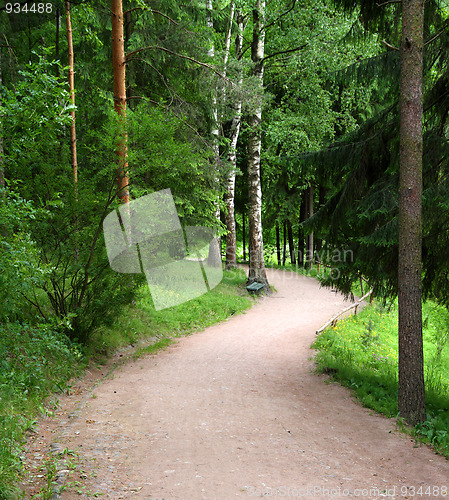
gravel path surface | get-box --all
[23,268,449,499]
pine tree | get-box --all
[397,0,426,425]
[111,0,129,204]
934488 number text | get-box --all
[5,3,53,14]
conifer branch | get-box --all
[126,46,232,83]
[140,97,212,149]
[127,57,182,107]
[123,7,179,25]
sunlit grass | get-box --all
[313,300,449,456]
[87,267,253,358]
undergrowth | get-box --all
[0,267,252,498]
[312,300,449,457]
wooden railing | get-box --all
[315,288,373,335]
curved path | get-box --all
[25,268,449,499]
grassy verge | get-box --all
[0,268,253,498]
[312,300,449,457]
[86,267,253,359]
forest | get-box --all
[1,0,449,497]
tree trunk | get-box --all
[55,7,60,64]
[242,205,246,262]
[282,220,287,266]
[398,0,426,425]
[66,1,78,191]
[247,0,268,287]
[111,0,129,204]
[206,0,221,240]
[306,182,314,269]
[287,220,296,265]
[298,194,306,267]
[315,184,325,255]
[276,221,281,266]
[224,7,242,270]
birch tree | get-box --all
[247,0,269,286]
[224,5,243,270]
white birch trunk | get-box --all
[247,0,269,286]
[206,0,221,239]
[224,7,242,270]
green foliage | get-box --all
[0,191,45,322]
[0,269,252,496]
[298,1,449,306]
[313,300,449,457]
[0,55,72,201]
[0,322,82,499]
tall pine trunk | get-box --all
[66,1,77,191]
[247,0,268,287]
[111,0,129,204]
[224,8,243,270]
[398,0,426,425]
[305,182,314,269]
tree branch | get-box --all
[263,0,297,32]
[123,6,179,25]
[425,27,446,47]
[376,0,401,6]
[126,46,232,83]
[145,98,212,149]
[382,39,399,51]
[262,43,307,63]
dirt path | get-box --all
[24,268,448,499]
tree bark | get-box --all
[282,220,287,266]
[276,220,281,266]
[224,7,242,270]
[315,184,325,254]
[242,206,246,262]
[247,0,269,286]
[66,1,78,191]
[306,182,314,269]
[398,0,426,425]
[111,0,129,204]
[206,0,221,241]
[298,194,306,267]
[287,220,296,265]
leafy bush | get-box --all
[0,190,46,323]
[0,322,82,498]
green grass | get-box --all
[312,300,449,457]
[0,268,253,498]
[86,268,253,358]
[0,323,83,499]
